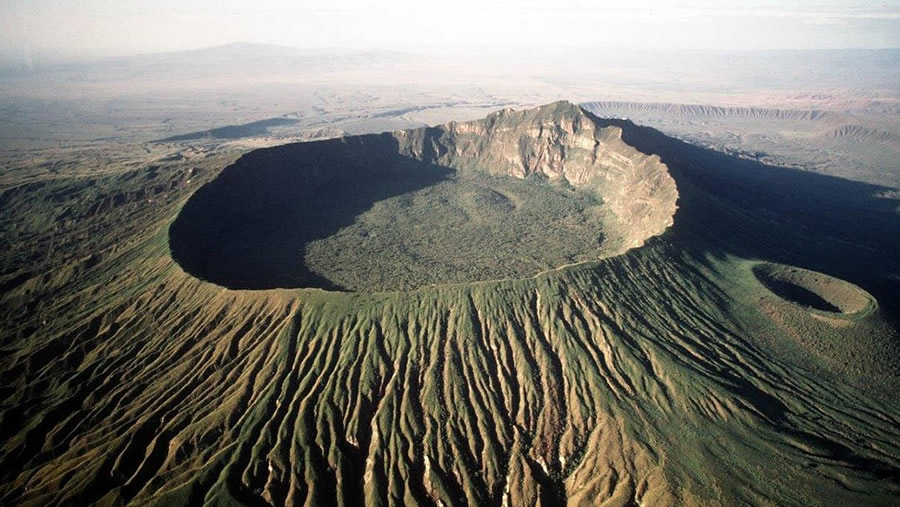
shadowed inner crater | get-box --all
[753,263,875,316]
[170,136,617,291]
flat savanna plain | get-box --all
[0,46,899,505]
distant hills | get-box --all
[2,43,898,93]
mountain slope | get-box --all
[0,103,898,505]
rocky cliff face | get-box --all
[394,100,678,249]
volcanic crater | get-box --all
[169,101,679,292]
[754,262,876,317]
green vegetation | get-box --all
[0,103,898,505]
[301,172,609,291]
[753,262,876,317]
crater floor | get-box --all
[303,172,613,291]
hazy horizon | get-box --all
[2,0,899,65]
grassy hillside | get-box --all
[0,104,898,505]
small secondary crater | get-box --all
[753,263,876,317]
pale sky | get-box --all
[2,0,899,60]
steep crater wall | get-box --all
[396,101,678,249]
[169,101,678,291]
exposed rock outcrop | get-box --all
[395,100,678,249]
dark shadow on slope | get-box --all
[169,133,453,290]
[157,117,299,143]
[756,277,841,313]
[586,112,900,322]
[582,113,900,477]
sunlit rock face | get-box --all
[396,100,678,250]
